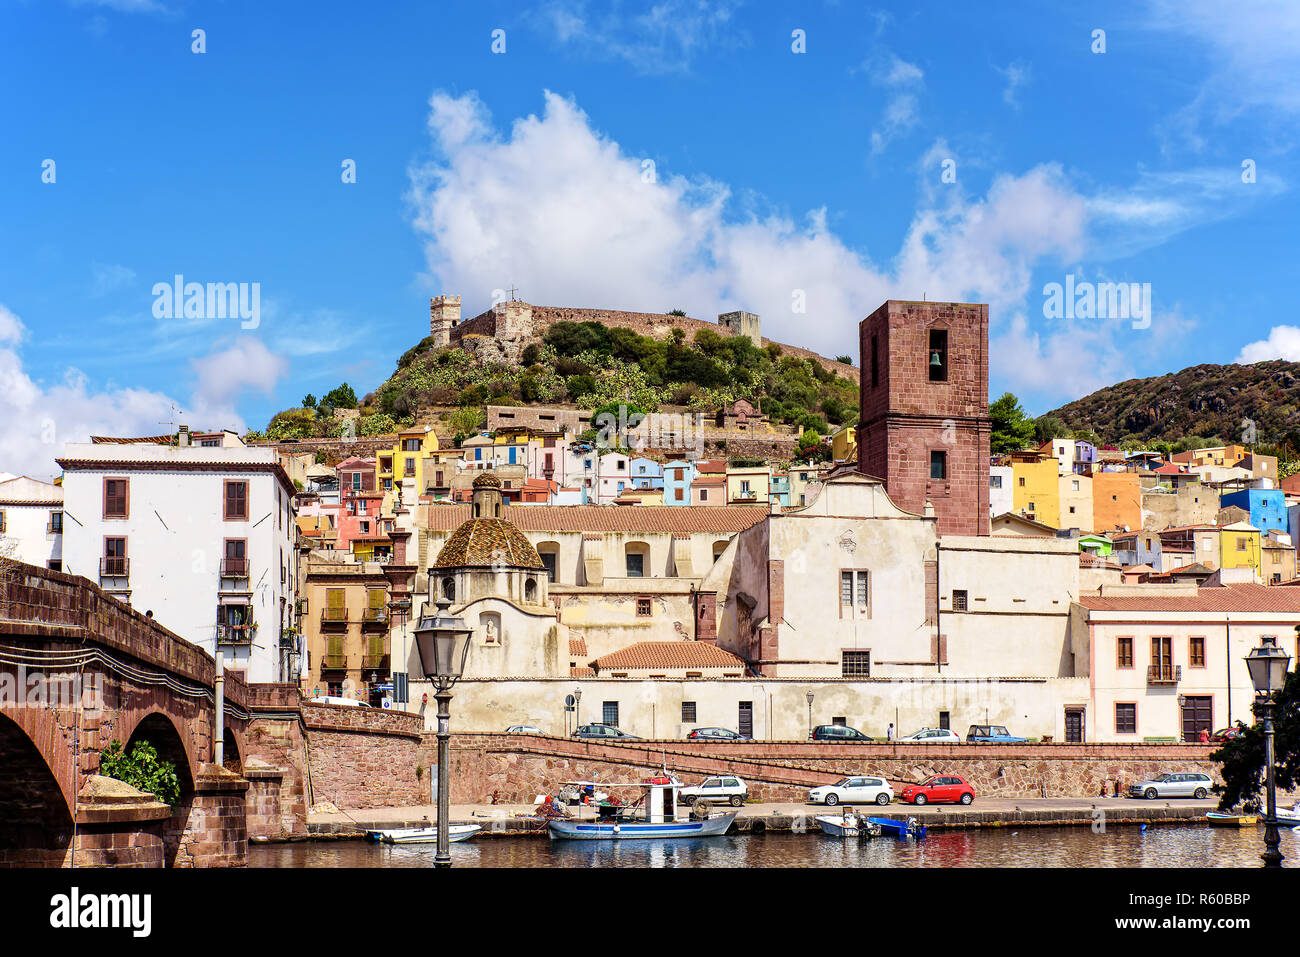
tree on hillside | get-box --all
[989,393,1037,453]
[301,393,317,410]
[667,309,687,317]
[322,383,358,410]
[1033,415,1068,446]
[1213,655,1300,812]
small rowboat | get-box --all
[1205,812,1256,828]
[365,824,482,844]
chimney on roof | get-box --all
[177,425,191,448]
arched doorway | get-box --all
[0,713,74,865]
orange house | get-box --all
[1092,472,1142,533]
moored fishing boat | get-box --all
[1205,812,1257,828]
[815,811,881,838]
[365,824,482,844]
[546,776,738,840]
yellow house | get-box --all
[1058,472,1093,532]
[1177,445,1245,469]
[1010,452,1059,528]
[1219,522,1261,576]
[376,426,439,496]
[830,425,856,464]
[726,465,771,504]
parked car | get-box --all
[679,775,748,807]
[1210,726,1245,743]
[901,774,976,805]
[1127,772,1214,800]
[505,724,543,734]
[807,775,894,807]
[685,727,747,741]
[965,725,1027,743]
[309,696,362,707]
[898,728,961,744]
[572,723,640,740]
[810,724,874,742]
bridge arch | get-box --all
[0,712,74,865]
[122,709,197,797]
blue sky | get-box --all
[3,0,1299,478]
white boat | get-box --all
[815,812,882,838]
[365,824,482,844]
[547,776,738,840]
[1273,802,1300,826]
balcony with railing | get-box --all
[320,653,347,672]
[1147,663,1182,685]
[46,517,63,535]
[217,623,254,645]
[220,557,250,579]
[361,607,390,630]
[99,556,129,579]
[321,607,350,629]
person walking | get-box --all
[886,722,895,741]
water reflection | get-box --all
[251,825,1298,868]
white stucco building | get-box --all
[57,432,300,683]
[0,476,64,569]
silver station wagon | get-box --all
[1127,772,1213,800]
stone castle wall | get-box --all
[450,303,859,385]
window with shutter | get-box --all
[325,588,346,622]
[104,478,129,519]
[224,481,248,520]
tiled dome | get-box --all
[472,471,502,489]
[432,518,544,570]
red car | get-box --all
[901,774,975,806]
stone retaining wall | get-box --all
[446,734,1221,802]
[303,703,426,809]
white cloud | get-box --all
[0,305,288,480]
[408,90,1089,364]
[867,54,925,155]
[995,61,1031,110]
[1143,0,1300,150]
[1236,325,1300,363]
[531,0,744,74]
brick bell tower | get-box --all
[857,300,991,536]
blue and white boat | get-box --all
[546,777,738,840]
[365,824,482,844]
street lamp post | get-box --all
[413,597,473,869]
[1245,637,1291,869]
[574,687,582,727]
[806,690,815,739]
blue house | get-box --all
[769,473,791,507]
[1220,488,1288,536]
[661,459,697,505]
[628,457,664,491]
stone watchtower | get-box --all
[430,295,461,348]
[857,300,991,536]
[718,310,761,347]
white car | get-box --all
[505,724,543,734]
[898,728,961,744]
[309,695,362,707]
[679,775,748,807]
[808,775,895,807]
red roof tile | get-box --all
[590,641,747,671]
[569,636,588,656]
[1077,583,1300,613]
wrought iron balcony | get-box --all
[361,654,390,671]
[321,653,347,671]
[361,608,389,629]
[1147,664,1182,685]
[321,608,349,628]
[217,623,253,644]
[99,557,129,578]
[220,557,249,578]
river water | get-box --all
[249,824,1298,868]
